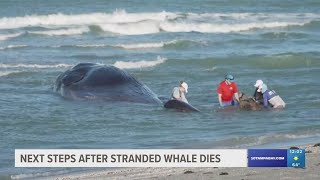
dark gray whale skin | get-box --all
[164,99,200,112]
[54,63,162,105]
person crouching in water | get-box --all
[253,79,264,104]
[255,80,286,109]
[171,81,189,103]
[217,74,240,107]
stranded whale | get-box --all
[164,99,200,112]
[54,63,162,105]
[238,92,263,111]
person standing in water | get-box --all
[171,81,189,103]
[217,74,240,107]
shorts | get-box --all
[220,100,236,107]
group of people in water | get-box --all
[171,75,286,109]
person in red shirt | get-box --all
[217,74,240,107]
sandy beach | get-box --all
[39,143,320,180]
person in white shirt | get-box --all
[171,81,189,104]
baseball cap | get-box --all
[181,82,188,93]
[254,80,263,87]
[225,74,234,81]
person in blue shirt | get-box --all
[254,80,286,109]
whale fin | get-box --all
[164,99,200,112]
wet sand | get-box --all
[47,143,320,180]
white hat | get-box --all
[254,80,263,88]
[257,84,268,93]
[181,82,188,93]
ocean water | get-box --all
[1,0,320,178]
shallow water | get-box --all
[1,0,320,178]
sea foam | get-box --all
[0,71,20,77]
[0,45,27,50]
[116,42,165,49]
[0,63,72,69]
[0,10,177,29]
[99,20,161,35]
[29,27,89,36]
[0,11,318,35]
[113,56,167,69]
[0,33,22,41]
[0,57,166,70]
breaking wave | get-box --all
[0,10,177,29]
[0,33,23,41]
[0,63,72,69]
[113,56,167,69]
[29,27,90,36]
[0,10,319,35]
[51,39,203,49]
[0,57,166,71]
[116,42,164,49]
[0,71,21,77]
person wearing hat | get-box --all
[254,80,286,109]
[171,80,189,104]
[217,74,240,107]
[253,79,264,104]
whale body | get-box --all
[54,63,162,105]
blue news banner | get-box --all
[248,149,305,168]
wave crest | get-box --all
[0,63,72,69]
[113,56,167,69]
[0,33,22,41]
[29,27,89,36]
[0,10,177,29]
[0,71,21,77]
[0,45,27,50]
[115,39,204,49]
[116,42,164,49]
[1,11,319,35]
[99,20,160,35]
[160,21,305,33]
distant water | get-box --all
[1,0,320,178]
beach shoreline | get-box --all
[24,143,320,180]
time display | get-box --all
[289,149,303,154]
[287,149,305,168]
